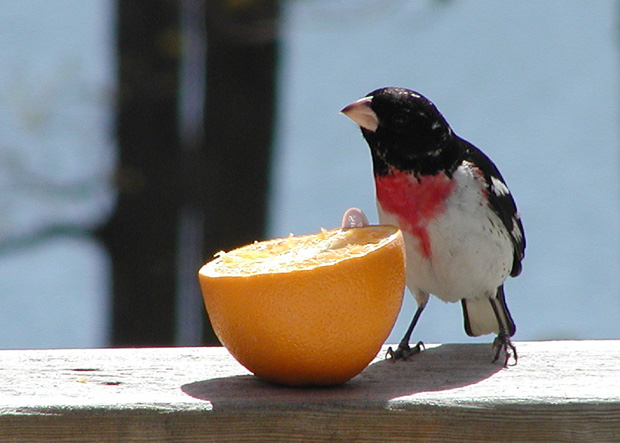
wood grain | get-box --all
[1,341,619,441]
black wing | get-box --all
[460,138,526,277]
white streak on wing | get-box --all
[512,217,523,242]
[491,176,510,196]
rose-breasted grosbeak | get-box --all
[341,87,525,365]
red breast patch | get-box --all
[375,171,455,257]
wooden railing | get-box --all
[1,341,619,442]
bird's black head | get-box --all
[342,87,460,176]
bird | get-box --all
[340,87,525,365]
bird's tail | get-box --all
[461,286,516,337]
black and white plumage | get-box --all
[341,87,525,365]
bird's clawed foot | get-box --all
[492,333,518,367]
[386,341,425,360]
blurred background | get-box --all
[0,0,618,349]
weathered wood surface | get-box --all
[1,341,619,442]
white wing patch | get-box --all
[491,176,510,196]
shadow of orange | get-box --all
[181,343,503,410]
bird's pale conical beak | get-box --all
[340,96,379,132]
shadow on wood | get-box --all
[181,343,503,410]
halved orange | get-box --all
[198,225,405,386]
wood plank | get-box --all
[0,341,619,442]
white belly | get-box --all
[378,169,513,303]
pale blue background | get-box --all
[0,0,115,348]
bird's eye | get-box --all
[391,113,409,129]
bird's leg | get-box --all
[386,304,425,360]
[489,298,518,366]
[492,333,517,367]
